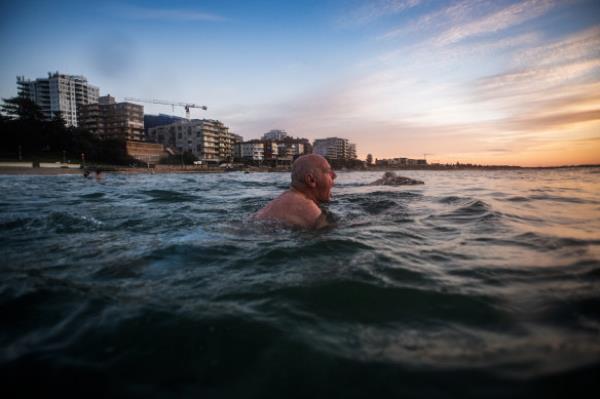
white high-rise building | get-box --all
[348,143,357,160]
[16,72,99,127]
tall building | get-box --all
[16,72,99,127]
[348,143,357,160]
[262,129,288,141]
[79,95,144,141]
[147,119,233,163]
[313,137,357,160]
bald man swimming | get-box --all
[253,154,337,229]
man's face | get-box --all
[315,161,336,202]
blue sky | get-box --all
[1,0,599,165]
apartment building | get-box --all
[17,72,99,127]
[375,157,427,167]
[79,95,144,141]
[237,140,265,161]
[313,137,357,160]
[276,140,305,161]
[262,129,288,141]
[147,119,233,163]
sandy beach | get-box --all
[0,165,288,175]
[0,167,83,175]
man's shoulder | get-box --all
[254,190,323,228]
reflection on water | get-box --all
[0,168,599,397]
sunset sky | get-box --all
[0,0,598,166]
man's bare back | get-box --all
[253,154,336,229]
[254,189,326,229]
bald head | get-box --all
[291,154,328,188]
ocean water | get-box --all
[1,169,599,398]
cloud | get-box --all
[472,24,600,100]
[504,109,600,130]
[378,31,541,64]
[513,25,600,67]
[115,4,228,22]
[378,0,491,40]
[338,0,424,27]
[474,58,600,101]
[379,0,563,47]
[433,0,560,46]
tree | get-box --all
[0,96,47,157]
[1,96,45,121]
[366,153,373,165]
[43,111,69,153]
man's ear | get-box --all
[305,173,317,188]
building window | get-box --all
[178,133,182,139]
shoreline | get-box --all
[1,164,598,176]
[0,167,83,175]
[0,162,600,176]
[0,166,280,175]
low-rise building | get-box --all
[237,140,265,161]
[144,114,186,140]
[277,142,304,160]
[276,137,308,161]
[147,119,233,163]
[375,157,427,167]
[263,141,279,160]
[232,134,312,165]
[313,137,357,160]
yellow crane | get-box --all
[124,97,207,120]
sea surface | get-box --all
[1,168,599,398]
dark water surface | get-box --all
[1,169,599,398]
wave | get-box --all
[2,170,600,397]
[504,196,530,202]
[528,194,588,204]
[78,192,106,200]
[426,199,500,226]
[0,212,106,234]
[140,189,198,203]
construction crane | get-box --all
[124,97,207,120]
